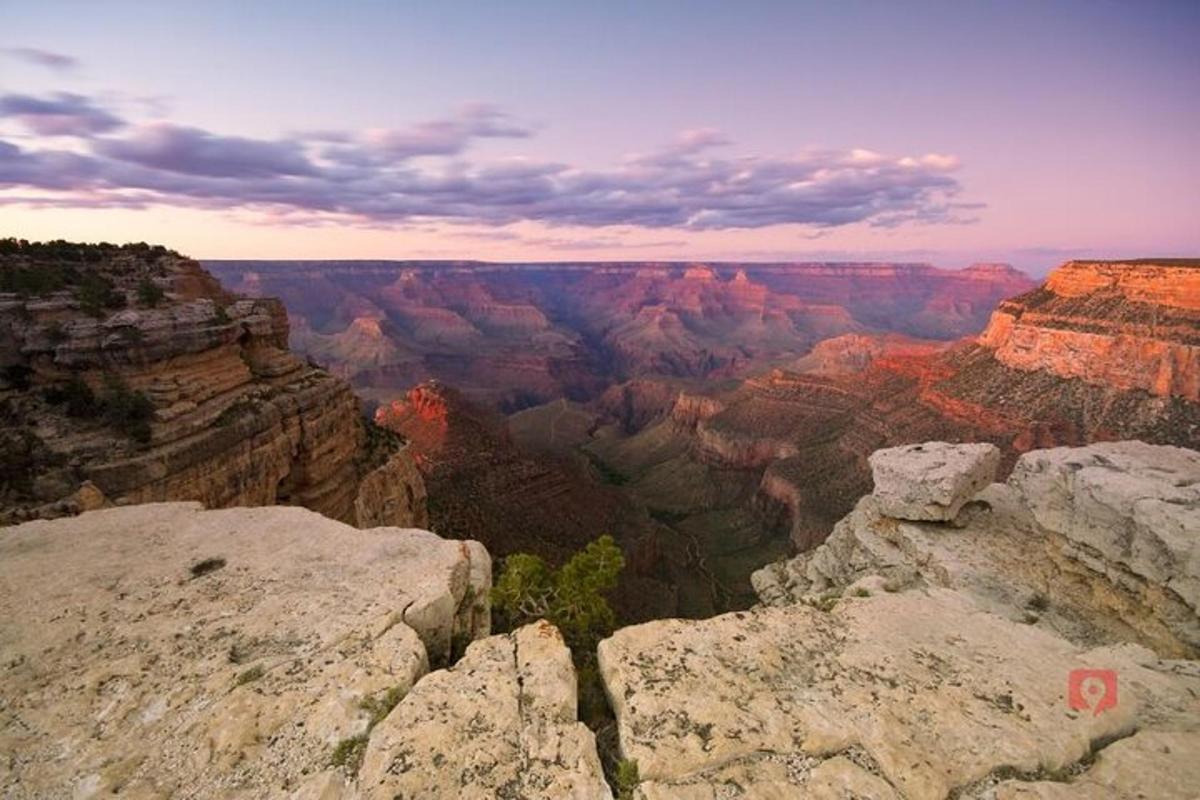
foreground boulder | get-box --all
[352,620,610,800]
[868,441,1001,521]
[604,441,1200,799]
[599,589,1199,799]
[0,503,489,798]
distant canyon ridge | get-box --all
[204,260,1034,412]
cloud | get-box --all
[97,123,317,178]
[3,47,78,71]
[0,92,123,136]
[0,90,977,233]
[363,103,532,160]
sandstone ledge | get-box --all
[604,441,1200,799]
[0,503,489,799]
[353,620,611,800]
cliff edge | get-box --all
[0,240,426,528]
[601,440,1200,799]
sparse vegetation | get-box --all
[851,587,871,597]
[361,417,405,468]
[1026,592,1050,612]
[75,272,125,317]
[328,734,369,773]
[41,374,155,441]
[234,665,265,686]
[327,685,406,775]
[359,685,405,728]
[213,304,231,325]
[492,535,625,726]
[99,374,155,443]
[136,277,165,307]
[43,376,98,418]
[615,759,640,800]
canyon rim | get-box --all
[3,2,1200,798]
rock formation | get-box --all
[600,441,1200,799]
[597,259,1200,551]
[0,502,490,798]
[0,242,426,528]
[357,620,611,799]
[3,440,1196,798]
[205,259,1032,410]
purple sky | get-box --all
[2,1,1198,274]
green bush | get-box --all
[76,272,125,317]
[492,535,624,653]
[616,759,640,800]
[492,536,625,727]
[99,375,155,443]
[136,277,165,307]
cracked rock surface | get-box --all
[602,441,1200,799]
[356,620,611,800]
[0,502,489,799]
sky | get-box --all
[2,1,1198,274]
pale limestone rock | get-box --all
[990,730,1200,799]
[599,588,1200,800]
[359,620,611,800]
[1009,441,1200,614]
[754,442,1200,656]
[0,503,489,799]
[869,441,1001,521]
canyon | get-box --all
[205,259,1033,411]
[2,244,1198,798]
[205,257,1198,619]
[0,242,426,528]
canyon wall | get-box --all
[0,242,425,527]
[600,260,1200,550]
[980,260,1199,401]
[206,259,1033,411]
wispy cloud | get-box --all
[0,92,123,136]
[3,46,78,71]
[0,90,978,232]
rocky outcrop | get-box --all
[1010,442,1200,618]
[0,243,426,528]
[0,502,490,798]
[868,441,1000,521]
[755,441,1200,656]
[600,441,1200,798]
[979,260,1200,401]
[604,260,1200,550]
[356,620,611,799]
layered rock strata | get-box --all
[0,245,426,528]
[0,503,490,798]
